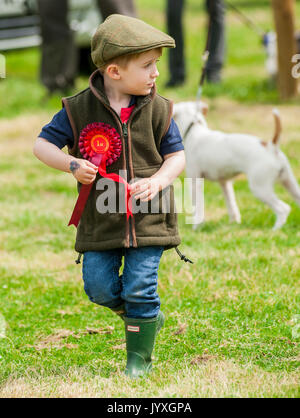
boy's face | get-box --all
[117,49,161,96]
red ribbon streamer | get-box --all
[98,163,133,220]
[68,152,132,228]
[68,166,132,228]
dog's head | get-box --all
[173,101,208,140]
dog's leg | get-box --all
[278,158,300,206]
[193,178,205,230]
[187,175,205,230]
[248,180,291,230]
[219,180,241,223]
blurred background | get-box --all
[0,0,299,119]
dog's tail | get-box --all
[272,108,282,146]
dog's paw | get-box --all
[228,212,241,224]
[272,204,291,230]
[229,217,241,224]
[192,223,204,231]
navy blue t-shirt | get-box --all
[39,98,184,156]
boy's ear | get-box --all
[106,64,121,80]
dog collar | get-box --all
[183,121,196,140]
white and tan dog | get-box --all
[173,101,300,230]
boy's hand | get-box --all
[129,177,164,202]
[70,159,98,184]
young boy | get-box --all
[33,14,185,378]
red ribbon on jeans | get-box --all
[68,122,133,227]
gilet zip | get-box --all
[122,121,133,247]
[98,99,150,248]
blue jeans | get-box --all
[82,246,164,319]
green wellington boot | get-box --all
[124,311,165,378]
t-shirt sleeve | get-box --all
[38,108,74,149]
[159,118,184,156]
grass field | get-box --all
[0,0,299,398]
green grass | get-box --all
[0,0,299,398]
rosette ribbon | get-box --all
[68,122,133,227]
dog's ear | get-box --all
[196,100,209,116]
[201,102,209,116]
[202,102,209,116]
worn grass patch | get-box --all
[0,360,298,398]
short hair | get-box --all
[99,47,162,74]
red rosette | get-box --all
[78,122,122,166]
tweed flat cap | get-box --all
[91,14,175,68]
